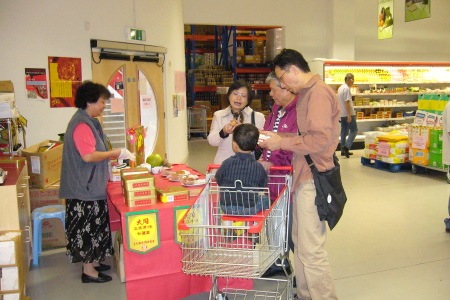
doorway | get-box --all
[91,52,166,159]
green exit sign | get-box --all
[127,28,146,41]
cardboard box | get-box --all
[124,188,157,208]
[41,218,65,250]
[29,183,64,211]
[21,140,63,188]
[0,93,15,110]
[114,230,125,283]
[0,266,19,291]
[121,173,154,192]
[126,195,157,208]
[157,186,189,203]
[0,81,14,93]
[0,292,21,300]
[109,160,122,182]
[410,148,429,166]
[28,183,65,249]
[0,232,21,265]
[120,167,149,177]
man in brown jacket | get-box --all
[259,49,340,300]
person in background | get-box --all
[59,81,135,283]
[208,81,265,164]
[259,49,340,300]
[338,73,357,158]
[215,123,269,215]
[259,72,298,277]
[441,101,450,233]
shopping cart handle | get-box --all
[269,165,293,173]
[207,164,221,172]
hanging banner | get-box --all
[175,194,207,245]
[126,210,160,254]
[378,0,394,40]
[174,206,190,244]
[126,125,146,166]
[25,68,48,100]
[48,56,82,108]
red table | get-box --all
[106,164,211,300]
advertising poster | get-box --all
[48,56,82,108]
[25,68,48,100]
[405,0,430,22]
[174,206,189,244]
[126,210,160,254]
[378,0,394,40]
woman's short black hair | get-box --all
[226,80,254,107]
[75,80,111,109]
[233,123,259,151]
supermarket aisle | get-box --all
[27,140,450,299]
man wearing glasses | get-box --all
[259,49,339,300]
[338,73,357,158]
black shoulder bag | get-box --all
[305,153,347,230]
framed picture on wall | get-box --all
[405,0,430,22]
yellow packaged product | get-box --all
[157,186,190,203]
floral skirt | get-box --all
[65,199,114,264]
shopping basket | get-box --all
[188,105,208,140]
[178,165,294,300]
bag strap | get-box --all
[251,110,255,125]
[299,130,340,171]
[304,154,315,170]
[305,153,340,171]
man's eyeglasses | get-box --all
[277,70,287,83]
[232,91,248,98]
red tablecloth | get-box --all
[107,164,211,300]
[107,164,252,300]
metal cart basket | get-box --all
[178,165,294,300]
[188,105,208,140]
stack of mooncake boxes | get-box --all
[121,168,156,207]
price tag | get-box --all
[377,142,391,157]
[412,135,427,150]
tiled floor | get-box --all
[27,139,450,299]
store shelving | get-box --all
[309,59,450,137]
[185,25,283,110]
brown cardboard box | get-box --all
[28,184,65,249]
[0,80,14,93]
[41,218,65,250]
[29,183,64,211]
[21,140,63,188]
[114,230,125,282]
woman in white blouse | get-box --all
[207,81,265,164]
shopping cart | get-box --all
[178,165,294,300]
[188,105,208,140]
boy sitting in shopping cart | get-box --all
[215,123,270,216]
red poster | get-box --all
[25,68,48,99]
[48,56,82,108]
